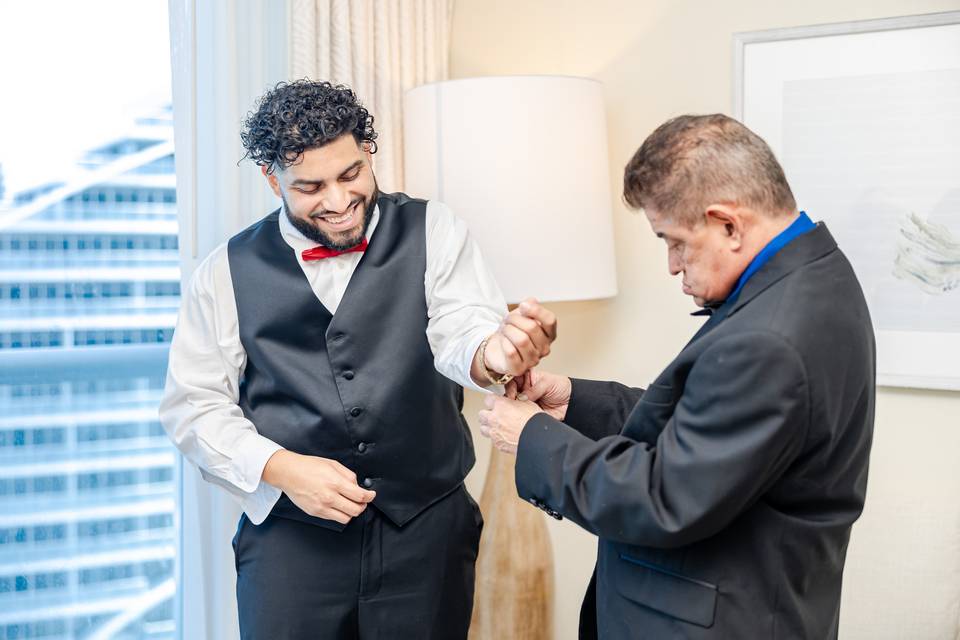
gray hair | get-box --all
[623,114,796,225]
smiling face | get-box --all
[263,133,379,250]
[644,206,752,307]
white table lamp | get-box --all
[404,75,617,303]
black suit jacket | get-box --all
[516,224,875,639]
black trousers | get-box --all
[234,484,483,639]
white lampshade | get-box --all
[403,76,618,303]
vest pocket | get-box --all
[616,553,717,628]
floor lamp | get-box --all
[404,75,617,639]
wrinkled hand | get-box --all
[262,450,376,524]
[477,394,543,455]
[506,369,572,421]
[483,298,558,377]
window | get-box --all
[0,2,180,637]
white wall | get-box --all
[450,1,960,637]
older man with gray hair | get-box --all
[479,114,876,639]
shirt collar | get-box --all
[726,211,815,304]
[278,202,381,251]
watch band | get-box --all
[478,335,515,386]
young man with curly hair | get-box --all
[160,80,556,639]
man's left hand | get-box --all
[477,394,542,455]
[481,298,558,378]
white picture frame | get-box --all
[734,12,960,391]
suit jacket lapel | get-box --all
[682,224,839,348]
[728,224,837,318]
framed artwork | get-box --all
[734,12,960,390]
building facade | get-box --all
[0,108,179,639]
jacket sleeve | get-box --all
[515,331,810,548]
[562,378,645,441]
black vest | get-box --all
[228,192,475,530]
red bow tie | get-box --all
[301,238,368,261]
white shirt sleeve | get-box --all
[158,244,283,524]
[424,200,508,393]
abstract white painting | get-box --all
[735,12,960,390]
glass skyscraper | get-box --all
[0,107,179,639]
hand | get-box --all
[508,369,572,421]
[262,450,376,524]
[477,394,543,455]
[482,298,558,378]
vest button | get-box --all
[343,370,355,380]
[357,442,367,453]
[362,477,374,489]
[350,407,363,417]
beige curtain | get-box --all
[168,2,291,638]
[289,0,454,192]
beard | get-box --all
[283,185,379,250]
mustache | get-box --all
[310,198,364,218]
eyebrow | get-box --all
[290,160,364,187]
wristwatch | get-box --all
[478,336,514,386]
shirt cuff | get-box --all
[238,482,283,525]
[231,433,285,493]
[459,326,502,394]
[197,434,284,524]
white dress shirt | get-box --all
[159,200,506,524]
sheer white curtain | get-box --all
[168,2,287,639]
[289,0,455,192]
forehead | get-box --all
[281,134,363,178]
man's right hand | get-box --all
[262,450,376,525]
[508,369,572,421]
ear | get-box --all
[361,141,374,164]
[705,204,744,249]
[262,165,282,198]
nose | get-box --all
[321,184,351,213]
[668,252,683,276]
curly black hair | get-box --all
[240,79,378,172]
